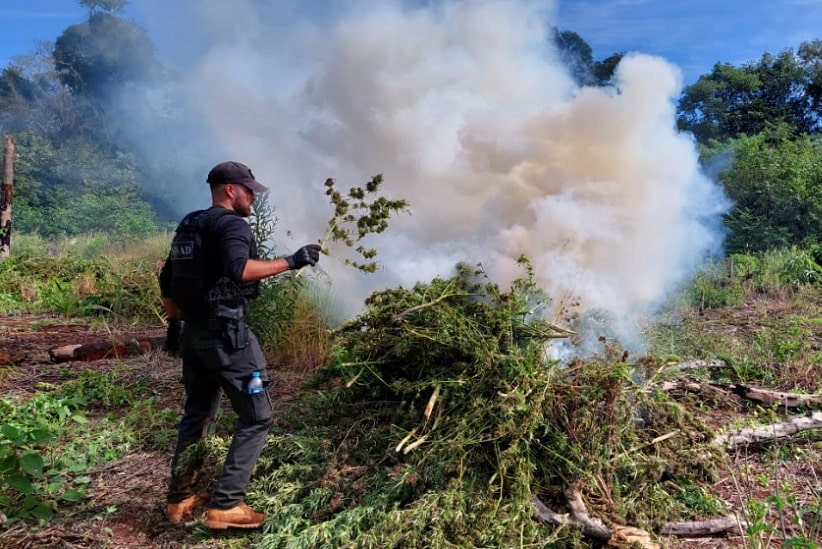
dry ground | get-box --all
[0,311,820,548]
[0,315,304,548]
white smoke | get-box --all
[131,0,729,350]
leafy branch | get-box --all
[320,175,409,273]
[249,191,278,260]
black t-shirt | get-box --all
[210,207,258,283]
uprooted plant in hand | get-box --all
[319,174,409,274]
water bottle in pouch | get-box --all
[248,371,264,394]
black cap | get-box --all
[206,161,268,193]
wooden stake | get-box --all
[1,134,15,259]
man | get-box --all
[159,160,321,529]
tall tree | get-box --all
[678,44,819,145]
[51,5,161,146]
[0,67,43,132]
[0,48,94,143]
[553,29,593,86]
[550,29,625,88]
[0,0,165,238]
[591,53,623,86]
[797,40,822,127]
[53,12,158,100]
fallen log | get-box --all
[534,494,745,543]
[667,359,727,371]
[659,514,744,536]
[713,411,822,447]
[49,337,166,363]
[730,384,822,408]
[660,379,702,392]
[660,379,822,409]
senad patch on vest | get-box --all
[170,239,195,260]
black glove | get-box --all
[163,318,183,357]
[286,244,321,270]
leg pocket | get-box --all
[241,369,274,425]
[215,348,274,426]
[246,383,274,425]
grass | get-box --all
[727,449,822,548]
[1,234,167,324]
[11,232,172,262]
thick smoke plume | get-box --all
[133,0,728,350]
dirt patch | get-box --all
[0,314,304,548]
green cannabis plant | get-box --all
[236,260,721,547]
[320,175,409,273]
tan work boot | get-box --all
[166,493,208,524]
[204,502,265,529]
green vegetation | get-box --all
[0,367,176,522]
[677,42,822,143]
[12,134,162,238]
[321,175,409,274]
[178,263,715,546]
[704,129,822,254]
[178,255,819,548]
[0,251,164,323]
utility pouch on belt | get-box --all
[216,304,249,351]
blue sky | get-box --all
[554,0,822,83]
[0,0,85,67]
[0,0,820,85]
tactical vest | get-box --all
[168,208,255,318]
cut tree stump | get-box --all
[49,337,166,363]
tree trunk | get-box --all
[1,134,15,259]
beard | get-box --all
[232,196,252,217]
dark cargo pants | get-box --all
[167,323,274,509]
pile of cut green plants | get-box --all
[192,261,723,547]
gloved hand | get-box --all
[286,243,322,270]
[163,318,183,357]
